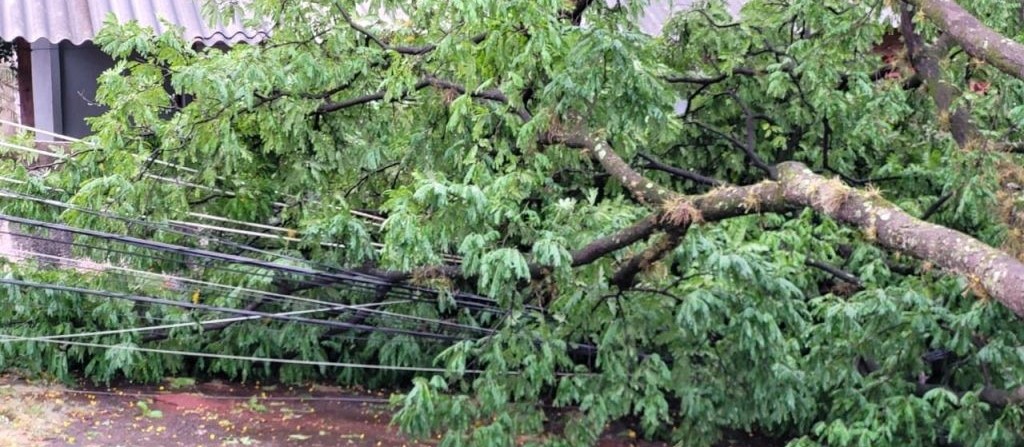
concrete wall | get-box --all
[0,43,105,264]
[27,41,114,140]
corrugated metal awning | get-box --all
[0,0,266,46]
[633,0,745,36]
[590,0,748,36]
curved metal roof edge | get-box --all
[0,0,268,47]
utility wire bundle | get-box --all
[0,121,514,375]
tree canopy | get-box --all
[6,0,1024,445]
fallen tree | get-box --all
[5,0,1024,445]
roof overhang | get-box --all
[0,0,267,46]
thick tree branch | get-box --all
[545,133,679,205]
[567,215,661,269]
[908,0,1024,80]
[611,224,689,289]
[900,6,981,148]
[318,67,1024,316]
[550,129,1024,315]
[361,137,1024,318]
[776,162,1024,316]
[368,214,660,285]
[317,80,431,113]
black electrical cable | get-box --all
[4,242,493,335]
[0,228,348,307]
[0,189,514,310]
[1,230,496,336]
[0,188,362,278]
[1,215,607,357]
[0,209,508,311]
[0,220,501,313]
[0,278,468,342]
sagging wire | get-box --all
[0,225,493,328]
[57,388,393,404]
[0,174,387,240]
[0,228,352,310]
[0,333,479,374]
[0,135,463,265]
[0,233,490,341]
[0,120,389,226]
[0,278,468,342]
[0,331,588,377]
[4,247,492,336]
[0,212,505,312]
[13,300,409,341]
[0,186,497,310]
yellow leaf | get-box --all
[192,290,201,304]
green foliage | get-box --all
[0,39,12,66]
[4,0,1024,445]
[135,399,163,419]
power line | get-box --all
[0,228,502,319]
[7,247,495,335]
[0,228,354,309]
[17,300,407,341]
[0,187,357,275]
[9,248,349,308]
[0,194,505,311]
[0,212,503,310]
[0,140,467,266]
[0,225,502,322]
[0,333,477,374]
[57,388,393,404]
[0,140,68,160]
[0,186,457,287]
[0,278,468,342]
[0,121,390,226]
[5,248,489,336]
[0,174,388,238]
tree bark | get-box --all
[774,162,1024,316]
[315,68,1024,318]
[909,0,1024,80]
[899,8,981,148]
[650,161,1024,316]
[560,131,1024,316]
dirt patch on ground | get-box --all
[0,381,79,446]
[0,376,676,447]
[55,381,418,447]
[0,375,424,447]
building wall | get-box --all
[0,63,18,135]
[58,42,113,138]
